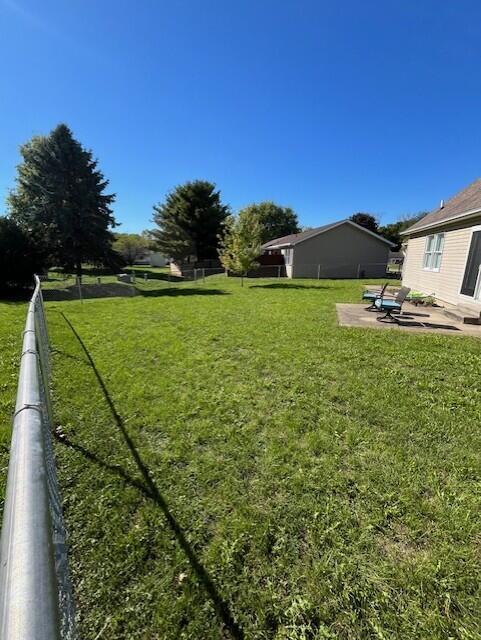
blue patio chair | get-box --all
[362,282,389,310]
[375,286,411,323]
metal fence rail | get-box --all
[39,261,403,298]
[0,276,75,640]
[181,262,402,280]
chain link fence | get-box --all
[37,262,402,300]
[0,276,76,640]
[179,263,401,281]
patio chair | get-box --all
[375,286,411,323]
[362,282,389,310]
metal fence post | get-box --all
[357,263,361,279]
[317,264,321,279]
[76,276,83,303]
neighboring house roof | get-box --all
[262,219,394,249]
[402,177,481,236]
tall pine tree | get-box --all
[8,124,117,276]
[152,181,229,262]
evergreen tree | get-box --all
[152,181,229,262]
[218,211,262,286]
[238,201,300,244]
[8,124,117,276]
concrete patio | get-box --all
[337,301,481,336]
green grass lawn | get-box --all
[41,265,175,294]
[0,300,28,510]
[20,277,481,638]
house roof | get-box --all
[402,177,481,236]
[262,219,394,249]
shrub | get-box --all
[0,217,45,290]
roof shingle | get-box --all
[262,221,341,248]
[403,177,481,235]
[262,219,393,249]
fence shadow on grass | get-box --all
[250,283,334,290]
[397,319,461,331]
[58,312,243,640]
[134,270,183,283]
[139,287,229,298]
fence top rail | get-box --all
[0,275,62,640]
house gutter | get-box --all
[264,243,293,250]
[401,207,481,236]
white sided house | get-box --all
[262,219,394,278]
[402,178,481,319]
[149,252,169,267]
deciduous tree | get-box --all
[218,212,262,286]
[350,212,379,233]
[238,201,300,244]
[114,233,150,265]
[379,212,427,250]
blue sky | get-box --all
[2,0,481,232]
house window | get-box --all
[423,233,444,271]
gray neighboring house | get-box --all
[262,219,394,278]
[401,178,481,314]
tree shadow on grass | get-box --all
[58,312,243,640]
[139,287,229,297]
[249,283,334,290]
[0,288,33,302]
[133,270,183,283]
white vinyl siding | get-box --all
[403,225,480,305]
[422,233,444,271]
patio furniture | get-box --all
[375,286,411,323]
[362,282,389,310]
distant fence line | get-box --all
[38,261,403,299]
[0,276,75,640]
[181,262,402,281]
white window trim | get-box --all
[422,233,444,272]
[459,225,481,302]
